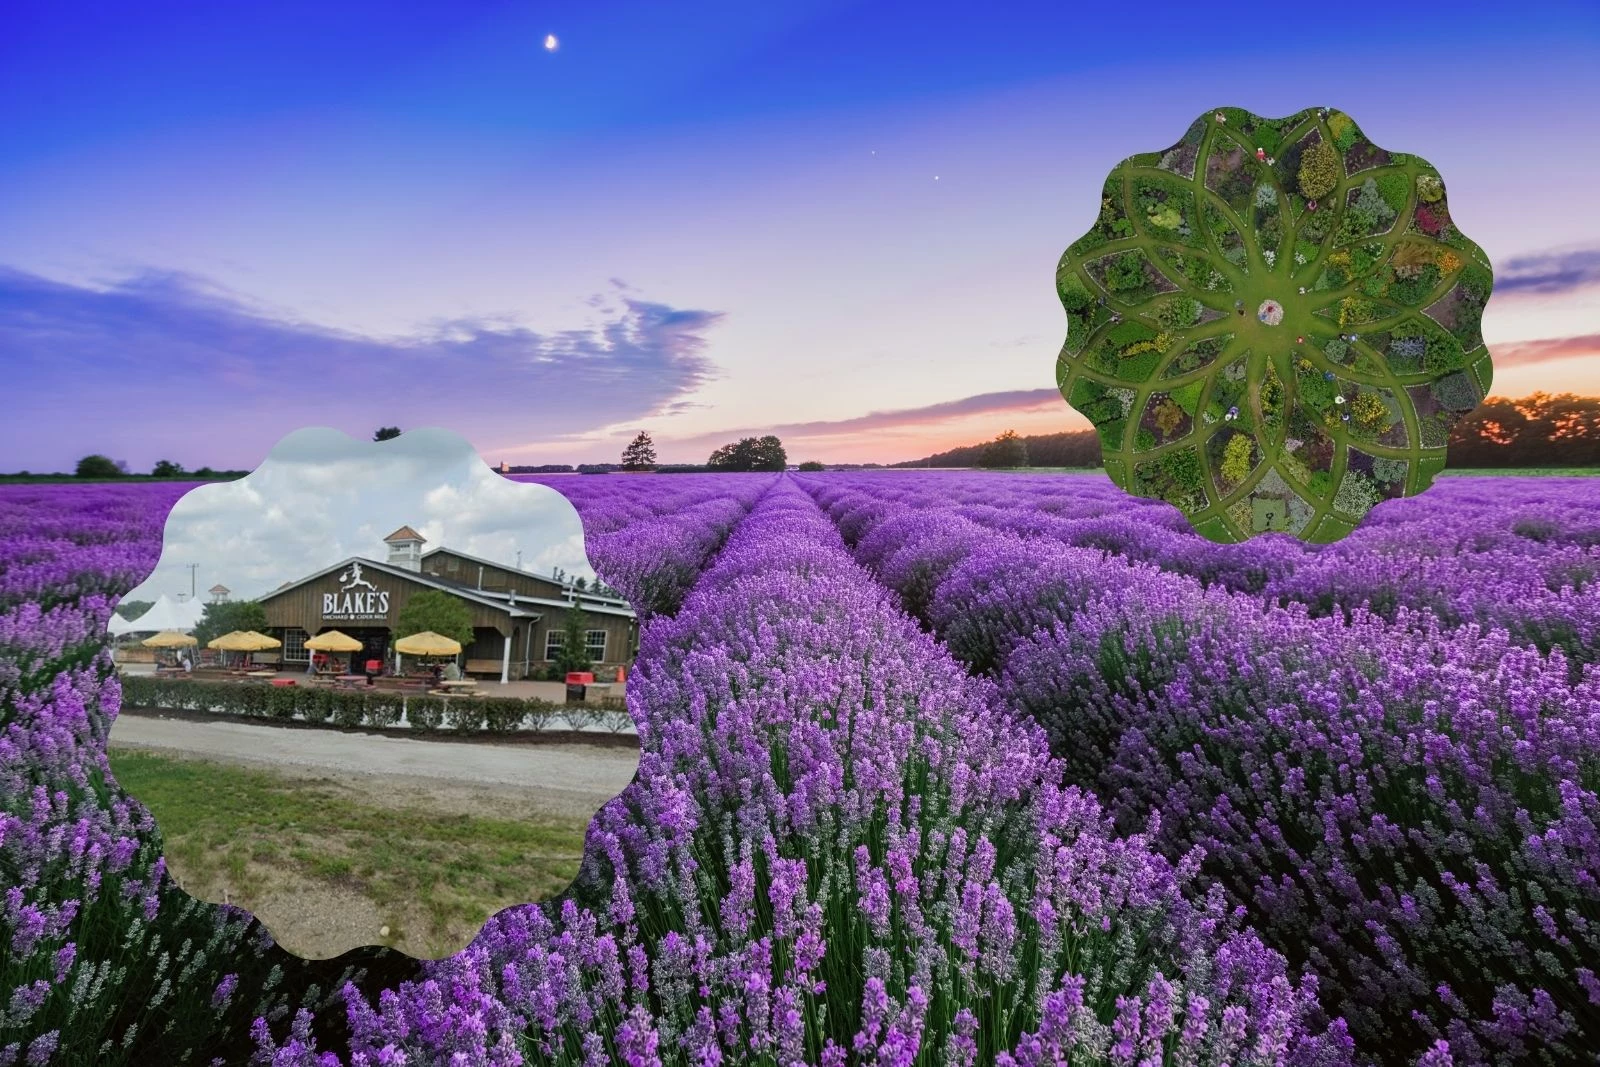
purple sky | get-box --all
[2,1,1597,470]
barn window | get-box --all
[282,628,309,663]
[585,629,608,661]
[544,630,564,660]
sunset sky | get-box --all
[3,0,1598,470]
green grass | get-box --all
[109,749,588,957]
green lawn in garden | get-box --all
[108,749,587,958]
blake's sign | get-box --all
[322,562,391,620]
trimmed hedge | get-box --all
[116,675,621,735]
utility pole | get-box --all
[185,563,198,601]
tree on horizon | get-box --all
[979,429,1029,469]
[373,426,402,442]
[707,435,786,472]
[621,431,658,471]
[74,454,123,478]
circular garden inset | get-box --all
[1054,106,1495,543]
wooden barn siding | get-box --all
[260,569,517,635]
[421,550,567,600]
[528,612,635,665]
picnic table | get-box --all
[333,674,365,690]
[438,679,478,691]
[246,670,277,679]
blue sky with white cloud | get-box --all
[2,0,1597,469]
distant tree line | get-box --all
[29,397,1600,482]
[898,429,1104,469]
[895,395,1600,469]
[1444,393,1600,467]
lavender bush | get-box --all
[799,472,1600,1065]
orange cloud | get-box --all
[1491,333,1600,367]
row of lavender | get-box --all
[253,477,1350,1065]
[796,473,1600,1065]
[824,472,1600,668]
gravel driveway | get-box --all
[109,710,641,823]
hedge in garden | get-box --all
[118,675,593,735]
[1056,106,1495,543]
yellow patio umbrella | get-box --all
[393,631,462,657]
[142,630,197,649]
[304,630,362,652]
[208,630,281,652]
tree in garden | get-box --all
[373,427,402,441]
[1059,272,1095,311]
[1297,140,1341,200]
[1151,398,1186,436]
[75,454,122,478]
[1350,393,1390,431]
[707,435,787,472]
[1104,252,1147,292]
[1220,434,1255,485]
[552,604,594,675]
[620,431,657,471]
[1055,107,1494,542]
[193,600,270,646]
[392,590,475,648]
[151,459,185,477]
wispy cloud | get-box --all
[1496,245,1600,295]
[667,388,1063,449]
[0,268,725,470]
[1492,332,1600,367]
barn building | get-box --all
[255,526,635,684]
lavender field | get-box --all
[1,471,1596,1066]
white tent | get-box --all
[108,594,207,636]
